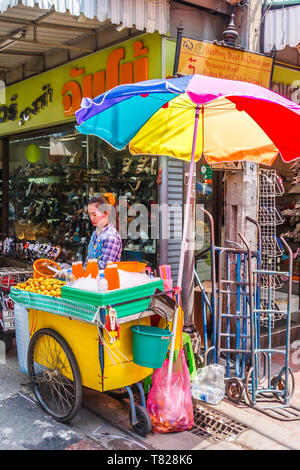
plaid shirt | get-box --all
[87,223,122,269]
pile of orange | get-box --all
[14,277,65,297]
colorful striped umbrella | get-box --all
[76,74,300,166]
[76,73,300,375]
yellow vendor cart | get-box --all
[10,280,176,437]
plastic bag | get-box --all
[147,349,194,433]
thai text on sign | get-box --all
[62,40,149,116]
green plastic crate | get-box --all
[61,279,164,319]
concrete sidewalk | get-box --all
[203,343,300,451]
[83,343,300,451]
[2,338,300,450]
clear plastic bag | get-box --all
[147,349,194,433]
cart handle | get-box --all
[245,216,262,261]
[136,307,170,331]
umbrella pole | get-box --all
[168,105,201,378]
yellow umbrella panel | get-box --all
[129,95,278,166]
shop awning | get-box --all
[264,4,300,52]
[0,0,169,79]
[0,0,169,34]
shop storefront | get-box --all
[0,32,166,270]
[270,64,300,309]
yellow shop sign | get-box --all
[62,39,150,117]
[178,38,273,88]
[0,33,162,136]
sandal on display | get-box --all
[136,156,151,174]
[122,157,133,175]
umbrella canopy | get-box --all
[76,74,300,166]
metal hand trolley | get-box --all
[214,231,260,404]
[194,207,218,365]
[195,208,300,417]
[212,217,268,404]
[243,234,300,421]
[194,211,266,404]
[10,287,177,435]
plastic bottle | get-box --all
[97,272,108,293]
[191,384,225,405]
[104,262,120,290]
[76,261,85,279]
[72,262,79,279]
[66,273,76,287]
[191,364,225,405]
[83,260,92,278]
[90,259,99,279]
[84,259,99,279]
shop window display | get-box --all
[276,160,300,309]
[8,127,158,268]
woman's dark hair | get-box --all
[88,193,116,224]
[88,195,110,207]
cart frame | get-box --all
[24,289,177,434]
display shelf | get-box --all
[8,133,158,265]
[259,169,285,328]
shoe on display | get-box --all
[136,156,151,174]
[129,180,142,192]
[122,157,133,175]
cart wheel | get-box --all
[271,369,295,403]
[27,328,82,423]
[129,405,152,436]
[226,378,244,404]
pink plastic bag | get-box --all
[147,350,194,433]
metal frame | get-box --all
[194,211,266,404]
[194,207,300,416]
[244,234,300,420]
[194,207,217,364]
[0,267,33,332]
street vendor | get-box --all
[58,193,122,277]
[86,193,122,269]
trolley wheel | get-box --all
[27,328,82,423]
[271,369,295,403]
[129,405,152,436]
[226,378,244,404]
